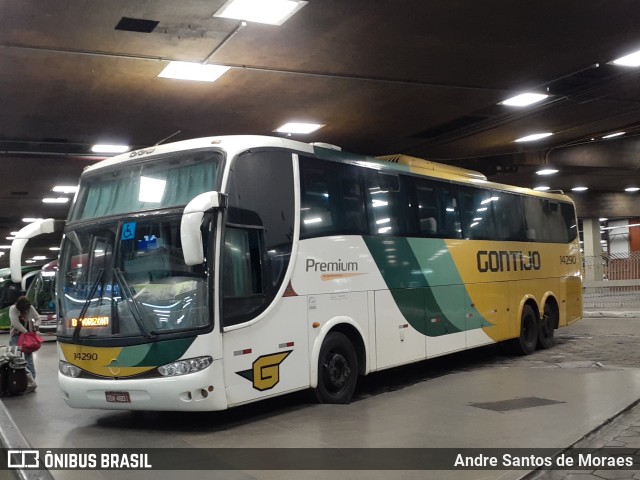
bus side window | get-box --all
[545,201,569,243]
[491,191,526,241]
[414,181,439,236]
[458,187,496,240]
[300,162,335,237]
[412,178,460,239]
[299,157,366,238]
[561,203,578,242]
[364,170,411,236]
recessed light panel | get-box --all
[214,0,307,25]
[515,133,553,142]
[275,122,324,134]
[571,186,588,192]
[91,144,130,153]
[53,186,78,194]
[612,50,640,67]
[158,61,230,83]
[602,131,625,139]
[501,93,548,107]
[536,168,559,175]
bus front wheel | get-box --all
[314,332,358,404]
[510,304,537,355]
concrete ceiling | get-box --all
[2,0,640,268]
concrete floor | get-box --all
[2,316,640,480]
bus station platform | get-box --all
[1,309,640,480]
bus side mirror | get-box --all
[11,218,64,283]
[181,191,227,266]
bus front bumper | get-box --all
[58,360,228,411]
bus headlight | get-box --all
[158,356,213,377]
[59,361,82,378]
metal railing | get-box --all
[583,253,640,308]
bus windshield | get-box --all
[70,149,223,221]
[57,215,211,339]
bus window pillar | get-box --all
[583,218,603,282]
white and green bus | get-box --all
[11,135,582,411]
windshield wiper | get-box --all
[113,268,154,340]
[73,268,104,341]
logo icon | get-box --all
[236,351,292,391]
[7,450,40,468]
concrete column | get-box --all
[609,219,630,256]
[583,218,602,257]
[583,218,603,281]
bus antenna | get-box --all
[155,130,182,146]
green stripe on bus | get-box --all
[116,337,196,367]
[363,236,491,336]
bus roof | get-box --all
[0,265,40,282]
[81,135,575,205]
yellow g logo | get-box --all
[236,351,292,391]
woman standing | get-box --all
[9,296,39,379]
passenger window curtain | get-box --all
[79,163,216,220]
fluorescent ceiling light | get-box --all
[6,237,15,240]
[599,218,608,221]
[213,0,307,25]
[612,50,640,67]
[515,132,553,142]
[536,168,559,175]
[49,247,60,251]
[53,185,78,194]
[158,61,230,82]
[572,186,588,192]
[533,186,550,191]
[32,256,47,260]
[22,218,44,223]
[42,197,69,204]
[602,131,625,139]
[91,144,130,153]
[625,187,640,192]
[25,260,35,264]
[275,122,324,134]
[501,93,548,107]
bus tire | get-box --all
[314,332,358,404]
[511,304,537,355]
[537,303,556,349]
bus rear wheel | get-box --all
[537,303,556,349]
[510,304,537,355]
[314,332,358,404]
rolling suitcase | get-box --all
[0,358,28,396]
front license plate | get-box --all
[105,391,131,403]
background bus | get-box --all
[10,135,582,411]
[24,260,58,336]
[0,265,41,331]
